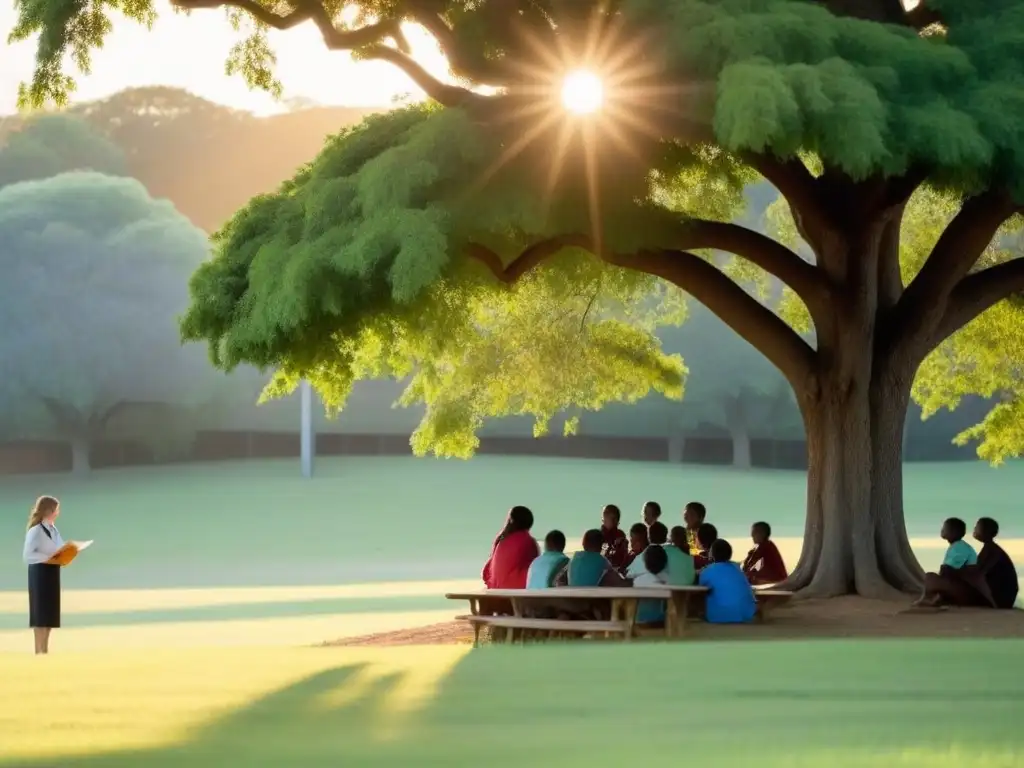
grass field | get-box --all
[0,457,1021,651]
[3,642,1024,767]
[1,457,1021,766]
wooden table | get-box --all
[447,586,708,640]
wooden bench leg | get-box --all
[472,622,483,648]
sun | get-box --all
[560,69,604,115]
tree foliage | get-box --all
[180,106,688,456]
[0,172,218,461]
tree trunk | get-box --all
[730,424,752,469]
[784,365,925,599]
[70,437,91,476]
[667,431,685,463]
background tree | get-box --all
[16,0,1024,597]
[0,172,219,473]
[660,306,797,468]
[0,114,126,189]
[70,87,379,231]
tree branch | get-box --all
[405,4,515,87]
[744,153,833,249]
[933,258,1024,346]
[666,219,832,321]
[466,234,818,387]
[904,1,942,30]
[615,249,817,386]
[891,188,1019,348]
[172,0,484,107]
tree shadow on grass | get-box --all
[4,642,1024,767]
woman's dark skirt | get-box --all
[28,563,61,628]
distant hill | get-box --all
[1,87,380,232]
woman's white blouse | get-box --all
[23,524,64,565]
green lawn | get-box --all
[2,641,1023,767]
[2,456,1021,591]
[1,458,1022,767]
[0,457,1020,650]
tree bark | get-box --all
[70,437,91,476]
[783,350,924,599]
[724,396,752,469]
[730,426,752,469]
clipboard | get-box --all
[46,540,94,567]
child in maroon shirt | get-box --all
[600,504,629,569]
[742,521,788,585]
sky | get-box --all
[0,1,450,115]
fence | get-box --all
[0,428,974,476]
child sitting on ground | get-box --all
[913,517,979,608]
[632,544,670,627]
[741,522,788,585]
[693,522,718,570]
[665,525,697,586]
[621,522,649,573]
[527,530,570,589]
[568,529,629,588]
[683,501,707,554]
[699,539,757,624]
[600,504,629,569]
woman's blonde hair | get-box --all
[27,496,60,530]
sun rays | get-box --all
[456,9,705,254]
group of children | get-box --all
[481,501,790,626]
[916,516,1019,610]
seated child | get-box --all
[683,501,707,555]
[914,517,980,608]
[665,525,697,586]
[632,544,670,627]
[972,517,1020,610]
[568,529,629,587]
[527,530,570,589]
[627,521,668,578]
[698,539,757,624]
[693,522,718,570]
[741,522,788,585]
[642,500,662,527]
[620,522,649,573]
[600,504,629,569]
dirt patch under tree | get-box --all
[323,597,1024,648]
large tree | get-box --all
[0,172,219,473]
[16,0,1024,597]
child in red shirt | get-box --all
[742,521,788,585]
[600,504,629,569]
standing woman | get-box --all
[23,496,63,654]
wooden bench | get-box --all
[448,586,708,644]
[456,614,629,646]
[754,589,794,622]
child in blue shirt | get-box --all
[526,530,570,589]
[698,539,757,624]
[914,517,980,608]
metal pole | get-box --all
[300,379,315,478]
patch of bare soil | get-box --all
[322,597,1024,647]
